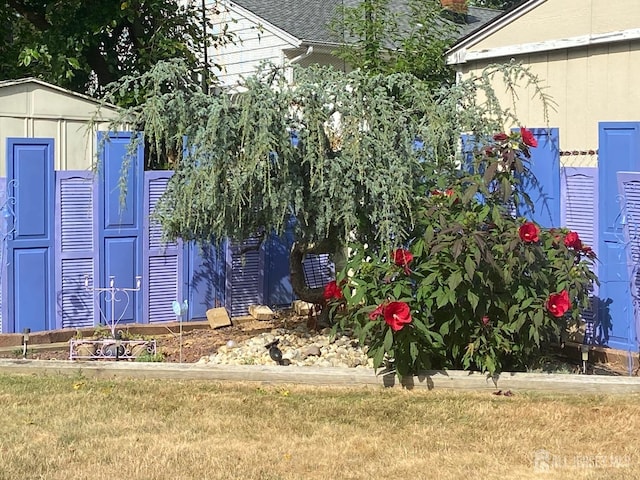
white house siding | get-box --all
[448,0,640,168]
[209,1,299,87]
[0,80,117,175]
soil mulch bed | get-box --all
[0,311,633,376]
[0,315,296,363]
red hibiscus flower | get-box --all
[493,132,509,142]
[564,231,582,250]
[520,127,538,148]
[322,280,343,301]
[368,303,385,321]
[393,249,413,267]
[519,222,540,243]
[383,301,412,332]
[546,290,571,318]
[393,248,413,274]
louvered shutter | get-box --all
[303,254,334,289]
[55,172,98,329]
[144,171,184,323]
[225,237,264,317]
[617,172,640,347]
[561,167,599,343]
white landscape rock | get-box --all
[198,325,374,369]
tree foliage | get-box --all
[98,59,549,303]
[0,0,233,102]
[330,0,457,87]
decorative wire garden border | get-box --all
[69,338,156,360]
[0,180,17,332]
[69,275,156,360]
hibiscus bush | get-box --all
[328,128,598,377]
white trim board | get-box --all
[446,0,547,59]
[447,27,640,65]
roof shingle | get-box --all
[229,0,501,44]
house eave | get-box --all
[446,0,547,65]
[447,27,640,65]
[223,0,302,48]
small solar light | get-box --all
[22,328,30,359]
[581,344,589,374]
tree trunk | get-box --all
[289,238,344,328]
[289,240,335,305]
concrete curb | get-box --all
[1,359,640,394]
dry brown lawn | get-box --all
[0,373,638,480]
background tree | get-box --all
[0,0,233,103]
[330,0,457,88]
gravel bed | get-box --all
[197,324,374,369]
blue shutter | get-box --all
[561,167,599,343]
[303,254,334,289]
[97,131,144,326]
[514,128,561,227]
[55,172,98,329]
[225,237,264,317]
[264,226,296,308]
[144,171,184,323]
[7,138,55,333]
[617,172,640,349]
[185,242,226,320]
[598,122,640,352]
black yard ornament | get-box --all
[265,339,284,365]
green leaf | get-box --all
[439,322,450,336]
[462,183,478,204]
[464,256,475,280]
[372,347,385,369]
[448,270,463,291]
[383,327,394,352]
[424,225,434,244]
[409,341,419,362]
[358,319,377,344]
[436,289,449,308]
[467,290,479,312]
[484,354,496,374]
[533,308,544,328]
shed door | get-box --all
[598,122,640,351]
[7,138,55,332]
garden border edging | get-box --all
[1,359,640,394]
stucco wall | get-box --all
[457,39,640,167]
